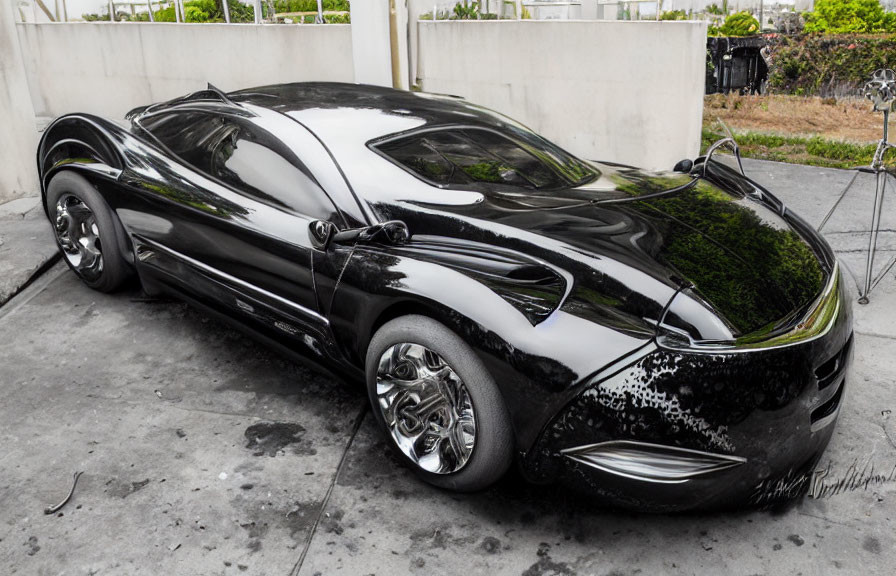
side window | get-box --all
[140,111,339,221]
[376,129,573,190]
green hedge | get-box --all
[768,34,896,96]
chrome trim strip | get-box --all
[51,160,122,180]
[561,440,747,484]
[135,236,329,326]
[75,163,123,179]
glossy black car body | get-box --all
[38,82,852,510]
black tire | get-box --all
[46,171,131,292]
[366,314,514,491]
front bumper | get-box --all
[523,268,854,511]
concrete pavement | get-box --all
[0,159,894,575]
[0,196,57,306]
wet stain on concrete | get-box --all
[480,536,502,554]
[25,536,40,556]
[244,422,316,457]
[321,508,346,535]
[787,534,805,547]
[521,543,576,576]
[407,522,479,555]
[238,519,267,555]
[863,536,882,554]
[234,496,318,551]
[410,525,451,550]
[239,520,268,540]
[285,501,320,539]
[106,478,151,498]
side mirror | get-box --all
[673,158,694,173]
[372,220,411,244]
[308,220,336,250]
[309,219,410,251]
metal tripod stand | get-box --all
[818,69,896,304]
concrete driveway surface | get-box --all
[0,158,894,575]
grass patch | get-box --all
[701,128,896,169]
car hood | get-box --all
[402,161,830,339]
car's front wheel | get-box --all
[366,315,513,491]
[47,171,131,292]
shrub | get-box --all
[804,0,896,34]
[767,34,896,96]
[660,10,688,21]
[715,11,760,36]
[452,0,479,19]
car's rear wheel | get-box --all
[47,171,131,292]
[366,315,513,491]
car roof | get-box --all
[229,82,495,129]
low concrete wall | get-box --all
[1,2,39,202]
[416,20,707,171]
[16,22,355,120]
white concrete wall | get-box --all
[407,0,457,87]
[350,0,393,87]
[16,22,355,120]
[1,1,39,201]
[417,20,707,170]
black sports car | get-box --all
[38,82,852,511]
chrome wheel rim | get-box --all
[54,194,103,282]
[376,343,476,474]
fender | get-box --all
[38,114,139,266]
[37,114,130,194]
[326,237,652,453]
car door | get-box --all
[124,106,346,354]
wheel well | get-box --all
[364,300,446,359]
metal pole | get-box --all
[108,0,115,21]
[146,0,154,21]
[389,0,400,88]
[254,0,262,23]
[316,0,323,22]
[61,0,68,20]
[222,0,230,22]
[861,167,887,304]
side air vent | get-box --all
[815,335,852,391]
[810,379,845,432]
